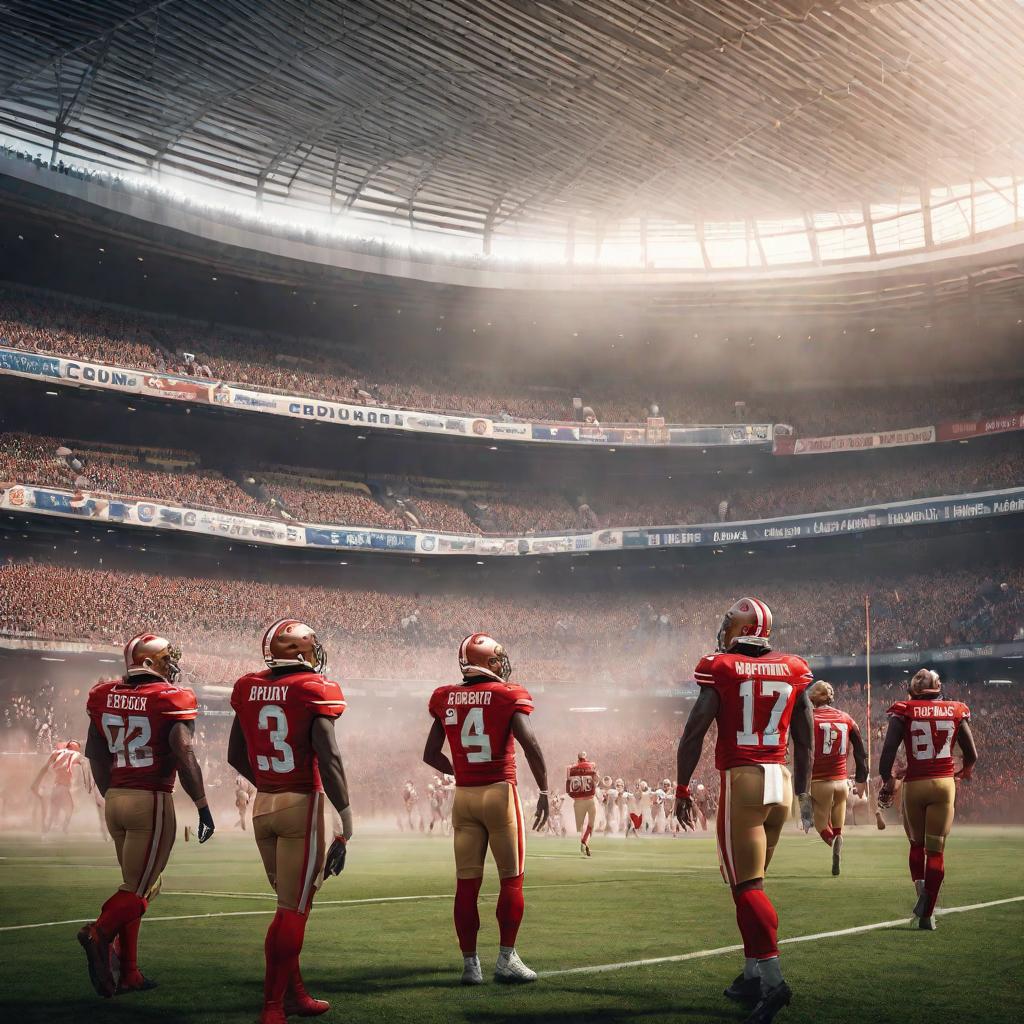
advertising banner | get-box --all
[2,484,1022,558]
[785,426,936,455]
[0,348,61,378]
[936,410,1024,442]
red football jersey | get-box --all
[694,651,813,770]
[566,761,597,799]
[230,669,346,794]
[428,680,534,786]
[887,699,971,781]
[811,706,860,781]
[86,677,199,793]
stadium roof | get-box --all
[0,0,1023,254]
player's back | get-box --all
[888,698,970,781]
[694,650,813,770]
[811,705,858,781]
[231,668,346,793]
[429,678,534,786]
[86,677,198,792]
[567,760,596,798]
[48,746,81,787]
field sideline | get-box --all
[1,826,1021,1024]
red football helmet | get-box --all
[909,668,941,698]
[459,633,511,682]
[124,633,181,683]
[716,598,773,653]
[263,619,327,673]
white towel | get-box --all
[761,764,786,805]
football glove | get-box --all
[674,796,695,831]
[798,793,814,833]
[197,806,215,844]
[532,793,549,831]
[877,779,896,809]
[323,836,347,878]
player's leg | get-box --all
[484,782,535,983]
[256,793,328,1022]
[901,780,928,910]
[829,782,848,875]
[916,779,955,928]
[810,781,836,846]
[451,786,488,983]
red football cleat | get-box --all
[285,978,330,1017]
[77,923,116,998]
[117,969,158,994]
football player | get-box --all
[227,620,352,1024]
[234,774,255,831]
[423,633,549,985]
[693,782,714,831]
[79,634,214,997]
[566,751,598,856]
[31,739,85,834]
[675,598,813,1024]
[806,681,868,875]
[878,669,976,930]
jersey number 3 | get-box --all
[256,705,296,774]
[737,679,793,747]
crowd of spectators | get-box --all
[1,559,1019,689]
[2,285,1021,432]
[3,432,1019,535]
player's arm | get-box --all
[227,715,256,784]
[311,715,353,877]
[85,720,112,797]
[955,720,978,780]
[169,721,215,843]
[422,718,455,776]
[790,688,814,830]
[877,716,905,806]
[850,727,869,793]
[511,711,549,830]
[675,686,719,829]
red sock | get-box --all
[264,908,307,1009]
[118,916,142,974]
[496,874,525,948]
[909,844,926,882]
[923,852,945,916]
[733,887,779,959]
[832,826,842,837]
[820,826,835,847]
[581,825,593,845]
[453,877,482,954]
[96,891,147,942]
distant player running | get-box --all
[423,633,549,985]
[805,681,868,875]
[31,740,85,834]
[566,752,598,855]
[878,669,976,930]
[676,598,813,1024]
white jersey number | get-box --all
[819,721,849,755]
[460,706,493,763]
[256,705,296,774]
[737,680,793,747]
[909,719,955,761]
[101,712,154,768]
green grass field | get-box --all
[1,825,1021,1024]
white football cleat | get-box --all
[461,956,483,985]
[494,949,538,983]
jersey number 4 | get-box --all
[101,712,154,768]
[256,705,296,774]
[737,679,793,747]
[461,707,493,763]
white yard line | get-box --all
[541,896,1024,976]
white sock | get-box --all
[758,956,784,990]
[499,945,515,958]
[464,953,479,965]
[743,958,759,981]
